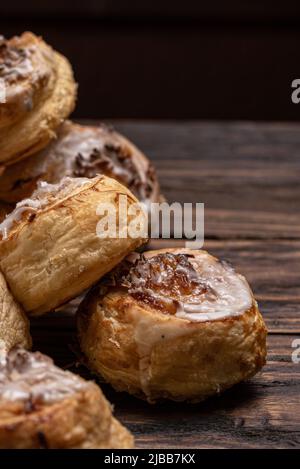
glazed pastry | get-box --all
[77,248,267,403]
[0,271,31,351]
[0,32,76,165]
[0,121,161,206]
[0,175,146,315]
[0,348,134,448]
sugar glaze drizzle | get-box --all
[0,348,87,406]
[0,177,91,239]
[116,251,253,322]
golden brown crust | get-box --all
[77,248,267,403]
[0,349,134,448]
[0,271,31,351]
[0,121,161,205]
[0,175,147,315]
[108,418,135,449]
[0,32,77,165]
[0,386,134,449]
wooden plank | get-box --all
[107,121,300,239]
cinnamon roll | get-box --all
[0,32,76,165]
[77,248,267,403]
[0,175,147,315]
[0,121,161,207]
[0,271,31,351]
[0,348,134,448]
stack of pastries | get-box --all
[0,32,267,448]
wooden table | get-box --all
[31,121,300,448]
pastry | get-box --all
[0,348,134,448]
[0,32,76,165]
[0,271,31,351]
[0,175,147,315]
[0,121,161,206]
[77,248,267,403]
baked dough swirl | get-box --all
[77,248,267,403]
[0,121,161,206]
[0,348,134,448]
[0,175,147,315]
[0,32,76,165]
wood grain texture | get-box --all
[30,121,299,448]
[109,121,300,239]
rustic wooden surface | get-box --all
[31,121,300,448]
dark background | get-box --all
[1,0,300,120]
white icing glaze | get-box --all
[0,44,34,84]
[0,349,87,405]
[32,177,91,199]
[0,176,91,239]
[50,126,149,196]
[174,255,252,322]
[125,250,253,323]
[62,127,106,164]
[0,203,41,239]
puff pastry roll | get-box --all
[0,176,146,315]
[0,32,76,165]
[0,271,31,351]
[0,121,161,206]
[77,248,267,403]
[0,348,134,448]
